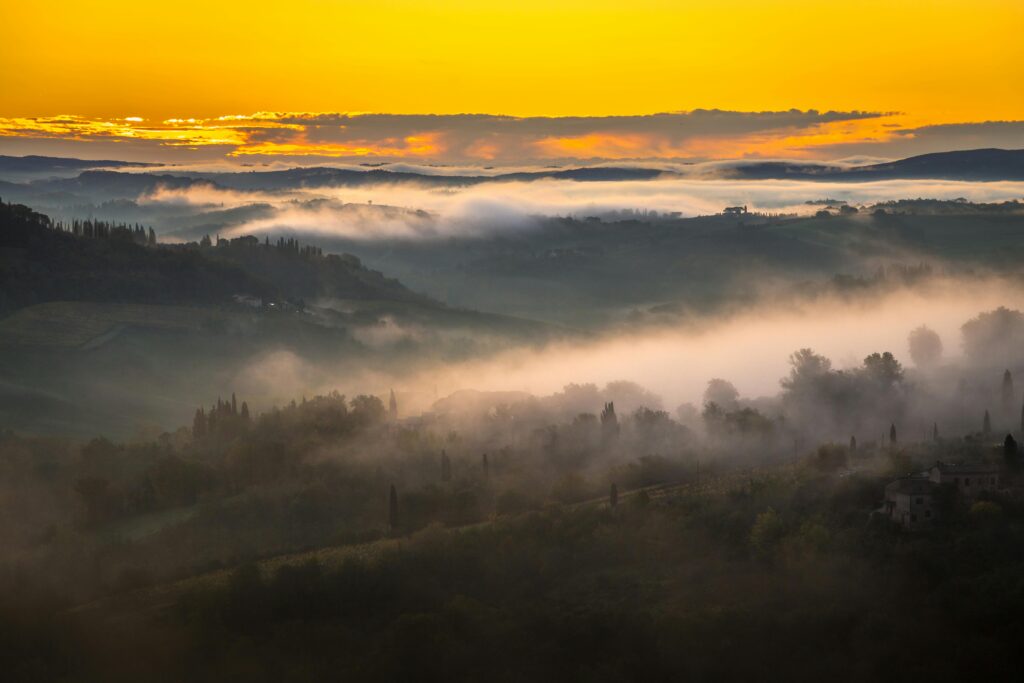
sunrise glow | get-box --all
[1,1,1022,163]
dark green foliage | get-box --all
[1002,370,1014,414]
[813,443,848,472]
[6,404,1024,681]
[703,402,776,439]
[0,199,431,316]
[388,485,399,532]
[599,402,619,443]
[1005,434,1020,470]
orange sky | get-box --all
[1,1,1022,162]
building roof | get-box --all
[931,461,1001,475]
[886,477,936,496]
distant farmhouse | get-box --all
[883,461,1001,530]
[722,205,748,216]
[928,461,1000,496]
[883,477,938,530]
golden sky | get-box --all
[1,1,1022,162]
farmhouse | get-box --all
[883,476,937,530]
[883,461,1003,529]
[928,461,1000,498]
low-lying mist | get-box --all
[231,275,1024,421]
[145,176,1024,241]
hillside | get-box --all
[305,208,1024,326]
[721,148,1024,181]
[0,200,563,436]
[0,154,153,181]
[0,200,429,315]
[849,148,1024,181]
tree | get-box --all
[481,453,489,480]
[984,410,992,435]
[1002,370,1015,416]
[961,307,1024,366]
[388,484,399,531]
[389,389,398,420]
[609,482,619,509]
[240,401,250,421]
[350,395,386,425]
[192,408,206,440]
[781,348,832,394]
[889,423,897,445]
[849,435,857,451]
[907,326,943,368]
[1006,434,1021,470]
[862,352,904,387]
[600,402,619,443]
[933,422,939,442]
[703,378,739,408]
[814,443,847,472]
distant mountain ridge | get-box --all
[0,155,154,180]
[718,148,1024,181]
[1,149,1023,201]
[847,148,1024,181]
[176,165,667,191]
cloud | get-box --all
[2,110,905,164]
[807,121,1024,158]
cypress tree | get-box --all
[889,423,897,445]
[933,422,939,442]
[1006,434,1021,470]
[849,435,856,451]
[388,485,399,532]
[600,402,619,442]
[984,409,992,435]
[609,483,619,509]
[482,453,489,480]
[192,408,206,439]
[1003,370,1015,415]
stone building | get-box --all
[883,476,937,530]
[927,461,1000,498]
